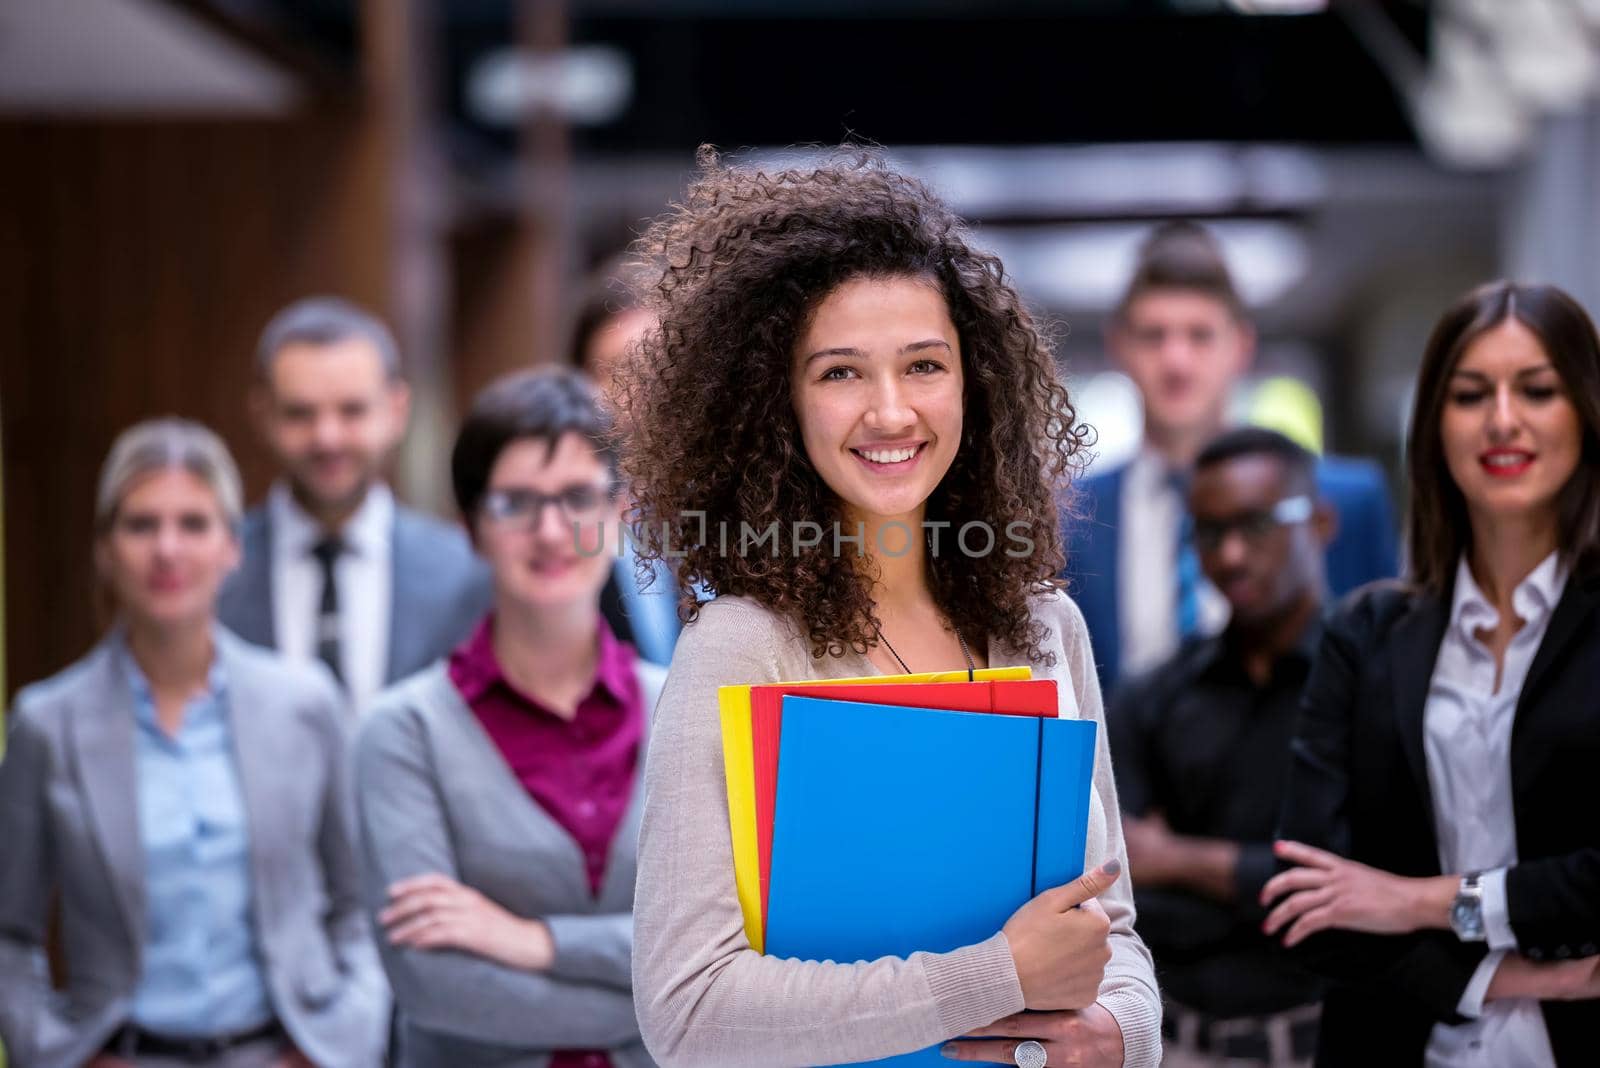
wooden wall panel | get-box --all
[0,109,395,697]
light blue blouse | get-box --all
[122,646,274,1036]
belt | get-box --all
[1162,1001,1319,1063]
[105,1019,283,1061]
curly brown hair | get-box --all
[614,148,1089,665]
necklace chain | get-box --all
[874,624,975,677]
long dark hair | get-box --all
[1406,281,1600,591]
[615,148,1088,664]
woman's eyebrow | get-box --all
[804,346,864,364]
[805,338,950,364]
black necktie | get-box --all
[311,537,345,686]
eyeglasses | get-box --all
[481,483,615,527]
[1191,495,1314,553]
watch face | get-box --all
[1452,899,1484,938]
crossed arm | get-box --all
[353,705,641,1050]
[1267,620,1600,1016]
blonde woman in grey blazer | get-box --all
[356,370,663,1068]
[0,419,389,1068]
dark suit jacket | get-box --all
[217,502,492,688]
[1063,453,1397,689]
[1277,572,1600,1066]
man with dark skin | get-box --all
[1109,426,1337,1067]
[1062,222,1396,692]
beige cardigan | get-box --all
[631,590,1162,1067]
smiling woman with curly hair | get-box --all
[621,148,1160,1068]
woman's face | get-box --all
[475,433,620,613]
[1440,317,1583,529]
[97,468,240,631]
[790,275,965,528]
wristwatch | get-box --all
[1450,871,1486,942]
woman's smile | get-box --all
[849,440,928,474]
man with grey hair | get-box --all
[218,296,489,712]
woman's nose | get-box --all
[153,522,184,559]
[532,500,570,543]
[1487,383,1521,440]
[865,378,914,431]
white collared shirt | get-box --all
[1117,448,1230,676]
[1424,550,1568,1068]
[268,481,393,713]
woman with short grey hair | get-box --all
[0,417,389,1068]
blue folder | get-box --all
[764,696,1098,1067]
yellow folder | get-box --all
[719,665,1032,951]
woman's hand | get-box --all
[381,872,555,972]
[939,1003,1125,1066]
[1001,859,1119,1011]
[1259,841,1455,947]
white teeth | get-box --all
[1484,454,1532,467]
[858,446,917,464]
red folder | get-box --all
[750,679,1058,923]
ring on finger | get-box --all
[1012,1039,1047,1068]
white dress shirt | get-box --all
[1117,448,1229,677]
[1423,550,1568,1068]
[268,481,393,713]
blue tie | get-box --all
[1169,471,1200,639]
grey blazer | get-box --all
[0,628,390,1068]
[354,658,666,1068]
[217,502,492,687]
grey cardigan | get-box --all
[632,591,1163,1068]
[354,656,666,1068]
[0,629,389,1068]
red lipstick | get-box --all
[1479,447,1535,479]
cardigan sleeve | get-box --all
[354,693,642,1049]
[1055,593,1163,1068]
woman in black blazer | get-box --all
[1262,281,1600,1066]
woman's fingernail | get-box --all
[1102,857,1122,877]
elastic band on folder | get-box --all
[1029,716,1045,895]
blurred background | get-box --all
[3,0,1600,699]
